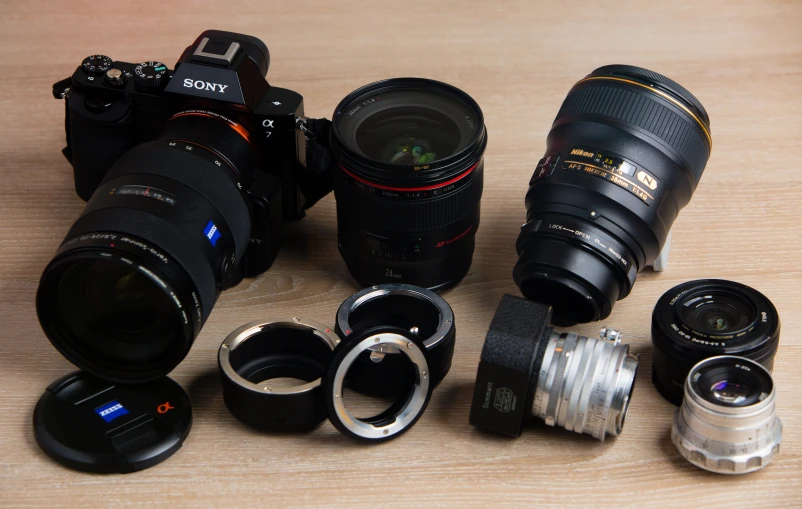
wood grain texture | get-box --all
[1,0,801,507]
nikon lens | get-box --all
[513,65,712,324]
[330,78,487,291]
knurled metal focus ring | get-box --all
[323,325,433,442]
[335,284,455,397]
[218,318,340,432]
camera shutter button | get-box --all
[104,68,126,87]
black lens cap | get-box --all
[33,371,192,473]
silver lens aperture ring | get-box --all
[323,326,433,441]
[672,355,782,474]
[532,330,638,441]
[218,318,340,432]
[335,284,455,396]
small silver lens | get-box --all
[672,355,782,474]
[531,329,639,441]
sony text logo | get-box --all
[183,78,229,93]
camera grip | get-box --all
[66,88,135,201]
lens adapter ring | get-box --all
[335,284,455,397]
[218,318,340,432]
[323,326,433,442]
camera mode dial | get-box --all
[81,55,113,75]
[134,61,168,89]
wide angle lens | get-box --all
[513,65,712,324]
[37,111,257,382]
[330,78,487,291]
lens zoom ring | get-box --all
[334,163,484,232]
[103,142,251,258]
[556,84,710,184]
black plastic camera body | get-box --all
[54,30,328,280]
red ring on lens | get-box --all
[338,162,478,192]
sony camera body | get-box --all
[54,30,331,280]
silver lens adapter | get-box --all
[323,325,433,441]
[672,355,782,474]
[218,318,340,432]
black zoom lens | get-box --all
[652,279,780,406]
[37,112,257,382]
[331,78,487,291]
[513,65,712,324]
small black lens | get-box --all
[331,78,487,291]
[692,357,773,408]
[651,279,780,406]
[514,65,712,324]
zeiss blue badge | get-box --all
[203,220,221,246]
[95,400,129,423]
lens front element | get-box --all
[57,258,179,362]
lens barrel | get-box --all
[652,279,780,406]
[469,294,638,441]
[331,78,487,291]
[37,112,257,382]
[514,65,712,324]
[672,356,782,474]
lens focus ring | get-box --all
[556,80,710,185]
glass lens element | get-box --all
[710,380,750,405]
[355,105,461,165]
[679,290,758,335]
[56,259,178,362]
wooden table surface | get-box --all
[1,1,800,507]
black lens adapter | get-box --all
[218,318,339,432]
[323,325,433,442]
[652,279,780,406]
[335,284,455,397]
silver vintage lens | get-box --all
[672,355,782,474]
[532,328,638,441]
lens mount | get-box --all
[218,318,340,432]
[323,326,433,441]
[335,284,455,396]
[651,279,780,405]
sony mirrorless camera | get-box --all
[39,31,333,382]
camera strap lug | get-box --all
[52,77,72,99]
